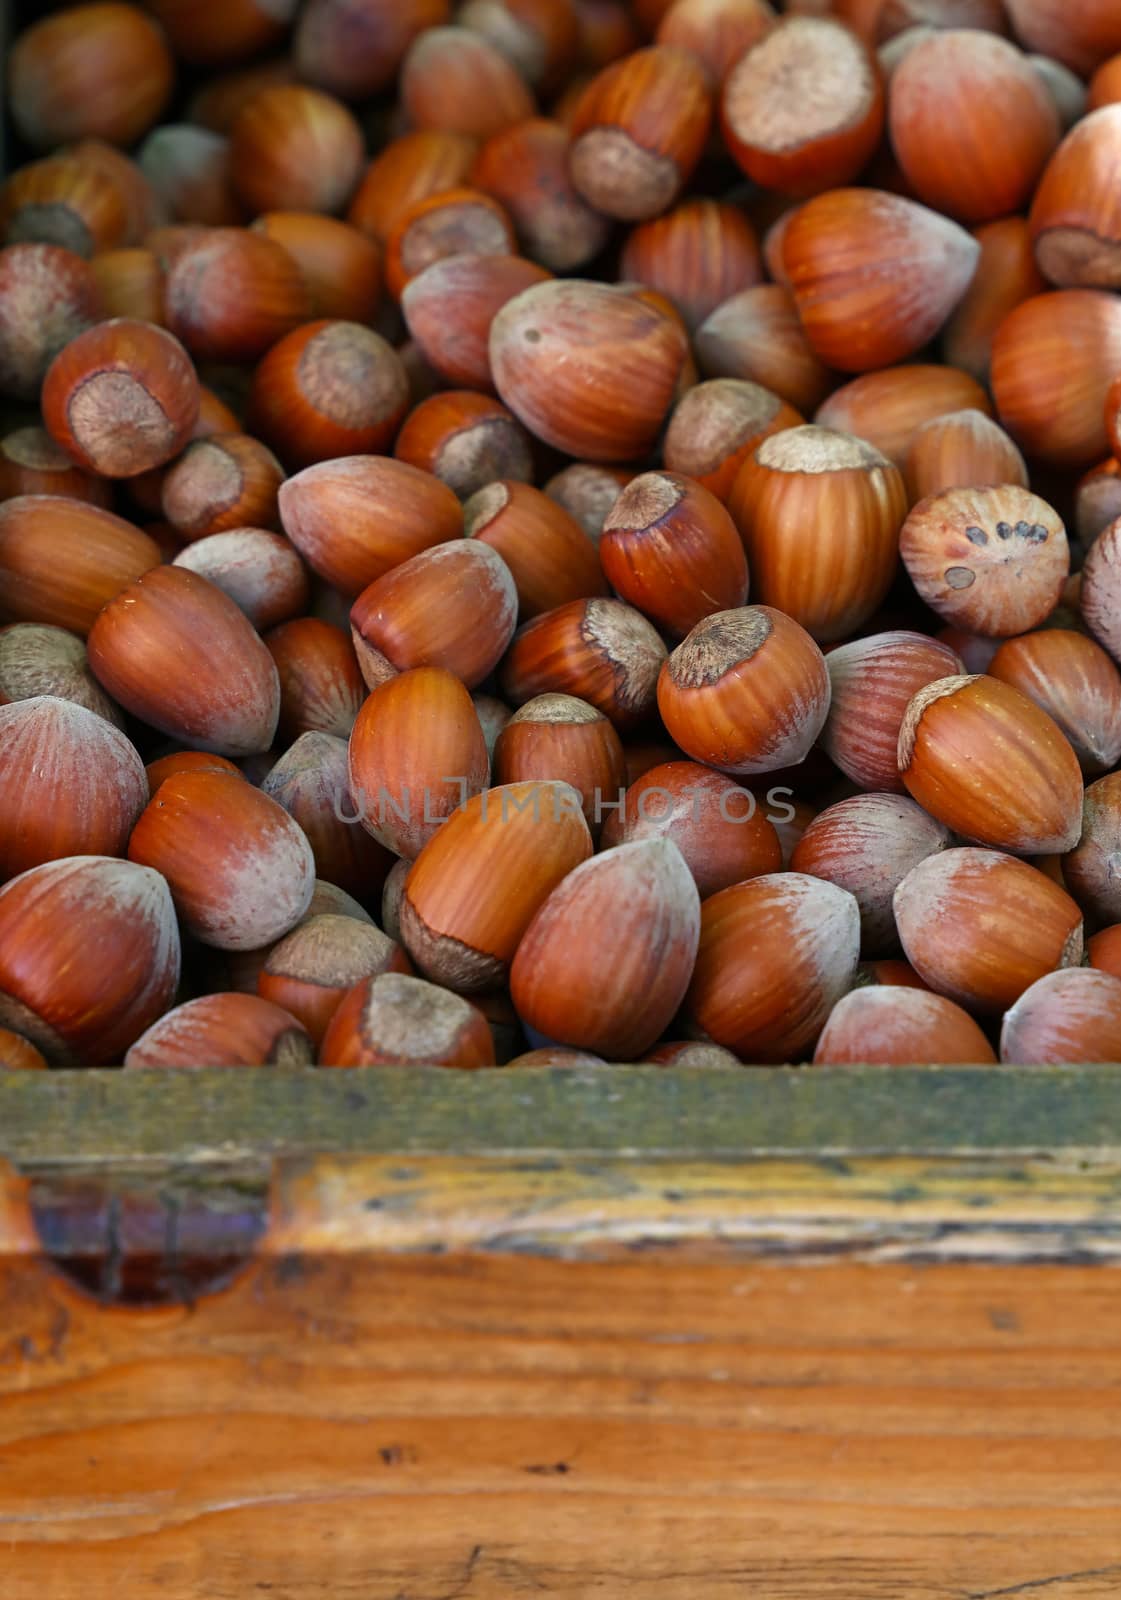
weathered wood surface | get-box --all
[6,1147,1121,1268]
[3,1069,1121,1596]
[4,1064,1121,1167]
[2,1238,1121,1598]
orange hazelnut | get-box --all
[722,17,884,196]
[469,118,610,272]
[1029,105,1121,290]
[401,24,536,140]
[186,56,298,134]
[568,44,711,221]
[0,1028,49,1070]
[459,0,580,92]
[0,155,130,257]
[511,837,701,1059]
[500,596,667,729]
[814,986,996,1065]
[619,198,763,333]
[489,279,690,461]
[600,470,749,637]
[544,462,632,541]
[904,409,1028,502]
[658,605,830,774]
[0,697,147,881]
[229,86,365,217]
[643,1040,740,1066]
[262,731,392,904]
[251,212,381,323]
[65,138,162,244]
[728,426,907,642]
[899,485,1068,637]
[0,854,180,1064]
[0,425,112,507]
[348,667,490,859]
[493,693,625,831]
[0,623,124,727]
[656,0,776,87]
[247,320,409,470]
[350,541,518,691]
[1001,967,1121,1063]
[347,129,478,247]
[150,222,236,269]
[266,617,366,741]
[172,529,310,632]
[791,792,950,955]
[0,496,160,637]
[320,971,495,1068]
[784,188,980,372]
[401,253,552,392]
[574,0,642,66]
[814,364,992,469]
[41,318,199,480]
[1081,516,1121,660]
[258,915,410,1046]
[145,750,244,796]
[662,379,802,503]
[821,629,965,794]
[90,246,166,323]
[889,30,1059,223]
[0,243,101,402]
[380,857,409,942]
[144,0,295,67]
[894,846,1083,1013]
[1001,0,1121,79]
[991,289,1121,469]
[394,392,533,500]
[8,3,174,152]
[400,780,593,991]
[694,285,835,416]
[294,0,449,100]
[899,674,1083,854]
[137,125,242,227]
[600,759,782,896]
[464,480,608,618]
[124,992,314,1068]
[129,768,315,951]
[989,628,1121,774]
[507,1045,608,1066]
[161,433,284,542]
[165,228,312,365]
[1063,770,1121,923]
[88,565,280,755]
[1089,921,1121,977]
[684,872,861,1062]
[941,216,1045,386]
[384,185,517,303]
[278,455,462,597]
[1088,51,1121,110]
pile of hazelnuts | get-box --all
[2,0,1121,1072]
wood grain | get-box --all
[4,1064,1121,1166]
[3,1243,1121,1598]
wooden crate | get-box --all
[3,1063,1121,1598]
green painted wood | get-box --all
[2,1064,1120,1168]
